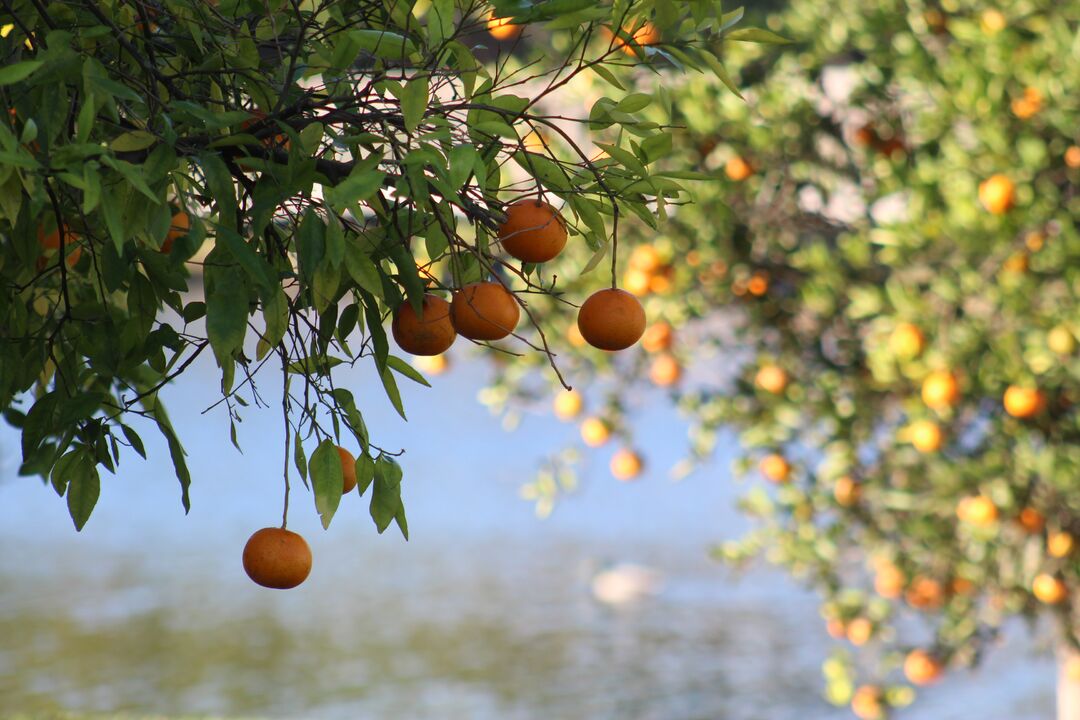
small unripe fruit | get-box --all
[889,322,925,359]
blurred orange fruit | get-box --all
[889,322,925,359]
[1048,532,1075,558]
[628,245,664,274]
[845,617,873,646]
[834,476,862,507]
[580,417,611,447]
[1003,385,1046,419]
[874,562,905,599]
[908,420,944,453]
[610,448,644,481]
[957,495,998,526]
[904,649,944,686]
[979,174,1015,215]
[649,353,682,387]
[412,353,449,376]
[755,364,788,394]
[851,685,885,720]
[921,370,960,410]
[553,389,584,421]
[759,453,791,483]
[1066,146,1080,169]
[905,576,945,610]
[641,322,674,353]
[1018,507,1046,534]
[725,156,753,181]
[1033,573,1068,604]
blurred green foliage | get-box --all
[490,0,1080,715]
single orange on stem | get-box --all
[497,199,567,263]
[392,294,457,356]
[242,527,312,589]
[577,289,646,351]
[451,281,520,341]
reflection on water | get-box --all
[1,534,836,720]
[0,354,1061,719]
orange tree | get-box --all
[485,0,1080,717]
[0,0,782,580]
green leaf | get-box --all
[355,453,376,496]
[349,29,418,59]
[387,355,431,387]
[400,77,429,133]
[66,456,100,532]
[379,364,407,419]
[110,130,157,152]
[0,61,43,87]
[370,456,405,536]
[344,242,384,297]
[206,276,249,369]
[725,27,793,44]
[310,439,343,529]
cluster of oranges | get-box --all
[392,198,646,358]
[623,244,674,297]
[851,124,906,159]
[245,199,650,588]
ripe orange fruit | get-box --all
[921,370,960,410]
[649,353,682,387]
[826,618,846,639]
[610,448,644,481]
[905,576,945,610]
[337,446,357,494]
[161,211,190,253]
[725,156,753,181]
[950,576,975,596]
[874,563,905,599]
[553,389,584,421]
[746,271,769,296]
[647,269,674,295]
[1017,507,1046,534]
[242,527,312,589]
[498,199,567,263]
[851,685,884,720]
[1003,385,1046,419]
[904,649,944,686]
[889,322,925,359]
[577,288,646,351]
[641,322,674,353]
[1033,573,1068,604]
[391,294,457,356]
[450,281,520,341]
[486,12,521,40]
[755,365,788,394]
[1002,252,1029,274]
[1049,532,1076,558]
[957,496,999,526]
[833,476,862,507]
[580,417,611,447]
[759,453,791,483]
[629,245,664,274]
[979,174,1015,215]
[412,353,449,375]
[1024,231,1045,252]
[845,617,873,646]
[908,419,943,453]
[1066,146,1080,169]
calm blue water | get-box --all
[0,349,1058,719]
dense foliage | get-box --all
[0,0,771,533]
[492,0,1080,716]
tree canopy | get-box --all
[0,1,779,536]
[489,0,1080,716]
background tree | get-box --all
[0,0,779,577]
[489,0,1080,717]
